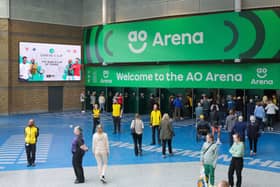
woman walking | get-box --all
[159,113,174,158]
[200,134,218,187]
[228,134,245,187]
[93,125,110,183]
[71,126,88,184]
[247,115,260,156]
[130,113,144,156]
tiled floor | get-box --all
[0,111,279,186]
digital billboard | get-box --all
[19,42,81,81]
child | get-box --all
[92,104,100,134]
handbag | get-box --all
[131,120,136,134]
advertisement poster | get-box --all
[19,42,81,81]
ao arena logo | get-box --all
[84,9,280,63]
[251,68,273,85]
[128,30,203,54]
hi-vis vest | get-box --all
[25,126,39,144]
[112,104,121,117]
[93,109,100,118]
[150,110,162,126]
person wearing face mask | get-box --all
[71,126,88,184]
[228,134,245,187]
[200,134,218,187]
[24,119,39,167]
[247,115,260,156]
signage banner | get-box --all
[85,63,280,89]
[84,8,280,64]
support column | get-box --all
[0,19,9,115]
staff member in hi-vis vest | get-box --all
[150,104,162,145]
[112,99,123,134]
[24,119,39,167]
[93,104,101,134]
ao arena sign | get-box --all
[84,9,280,63]
[85,63,280,89]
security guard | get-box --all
[150,104,162,145]
[112,99,122,134]
[24,119,39,167]
[92,103,101,134]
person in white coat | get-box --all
[92,125,109,183]
[265,100,279,131]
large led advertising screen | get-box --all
[19,42,81,81]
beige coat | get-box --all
[159,119,174,140]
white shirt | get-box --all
[19,63,30,80]
[130,119,144,135]
[90,95,96,105]
[80,93,85,102]
[92,133,109,154]
[99,96,105,104]
[265,103,279,115]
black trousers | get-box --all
[132,133,143,155]
[25,143,36,165]
[256,117,264,131]
[81,102,85,111]
[93,118,100,134]
[228,157,243,187]
[229,132,234,147]
[72,152,85,182]
[249,137,258,153]
[267,114,275,128]
[151,126,160,144]
[113,116,121,133]
[162,139,172,155]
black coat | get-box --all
[247,122,260,139]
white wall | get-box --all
[0,0,9,18]
[5,0,280,26]
[10,0,83,26]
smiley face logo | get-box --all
[256,68,268,79]
[128,30,148,54]
[103,70,109,79]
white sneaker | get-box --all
[250,150,253,156]
[216,139,222,144]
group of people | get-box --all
[195,94,279,132]
[23,91,279,186]
[19,56,40,81]
[130,104,175,158]
[23,118,110,184]
[71,125,109,184]
[200,133,245,187]
[64,58,82,81]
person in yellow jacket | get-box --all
[24,119,39,167]
[112,99,123,134]
[93,104,101,134]
[150,104,162,145]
